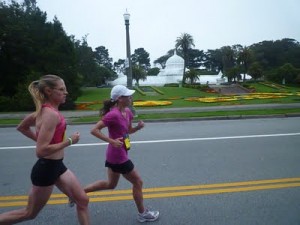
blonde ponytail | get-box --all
[28,75,62,116]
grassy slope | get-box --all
[1,82,299,125]
[75,83,300,110]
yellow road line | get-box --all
[1,177,300,207]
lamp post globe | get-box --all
[123,10,133,88]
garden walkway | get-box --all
[210,84,251,94]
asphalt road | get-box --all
[1,118,300,225]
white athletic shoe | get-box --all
[137,209,159,223]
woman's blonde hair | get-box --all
[28,74,62,116]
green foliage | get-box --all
[164,83,179,87]
[94,46,113,70]
[0,96,12,111]
[153,54,170,69]
[147,67,160,75]
[248,39,300,84]
[132,65,147,86]
[248,62,263,80]
[0,1,81,111]
[277,63,299,84]
[183,84,202,89]
[185,68,200,84]
[131,48,151,71]
[188,49,205,69]
[175,33,195,85]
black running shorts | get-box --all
[31,158,67,186]
[105,160,134,174]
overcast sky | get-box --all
[36,0,300,64]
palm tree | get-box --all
[221,46,235,81]
[185,69,200,84]
[237,46,253,82]
[175,33,195,85]
[132,64,147,86]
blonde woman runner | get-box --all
[0,75,90,225]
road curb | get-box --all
[1,113,300,128]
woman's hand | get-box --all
[110,137,123,148]
[137,120,145,130]
[69,132,80,145]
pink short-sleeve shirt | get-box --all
[102,107,133,164]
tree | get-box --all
[23,0,37,9]
[0,0,81,110]
[175,33,195,85]
[153,50,174,69]
[188,49,204,69]
[248,62,263,80]
[75,37,98,86]
[221,46,235,81]
[277,63,298,84]
[249,39,300,71]
[132,64,146,86]
[237,46,253,82]
[185,69,200,84]
[147,67,160,76]
[203,49,223,72]
[226,66,241,82]
[131,48,151,71]
[98,65,117,85]
[94,46,113,70]
[113,59,125,74]
[0,0,48,97]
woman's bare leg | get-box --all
[55,169,90,225]
[84,168,120,193]
[0,185,53,224]
[123,169,145,213]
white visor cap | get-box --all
[110,85,135,101]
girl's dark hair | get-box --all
[100,99,117,116]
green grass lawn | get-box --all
[1,82,299,126]
[76,82,300,110]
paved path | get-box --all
[1,103,300,119]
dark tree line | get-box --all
[0,0,116,111]
[0,0,152,111]
[154,36,300,85]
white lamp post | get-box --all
[123,10,133,88]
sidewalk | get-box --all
[1,103,300,120]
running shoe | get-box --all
[137,209,159,223]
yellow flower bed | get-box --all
[185,92,294,103]
[133,101,172,107]
[239,96,254,100]
[186,97,238,103]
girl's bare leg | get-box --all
[56,170,90,225]
[0,185,53,224]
